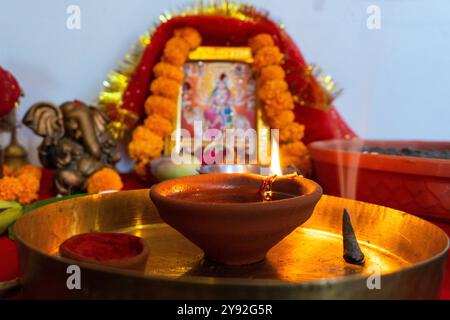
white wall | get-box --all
[1,0,449,168]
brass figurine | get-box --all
[23,100,120,195]
[4,109,29,170]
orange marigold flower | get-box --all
[163,48,188,67]
[16,174,40,204]
[0,177,23,201]
[153,62,185,83]
[264,91,295,111]
[128,127,164,161]
[134,160,149,177]
[3,165,12,177]
[259,65,285,84]
[258,79,288,101]
[128,139,164,162]
[253,46,283,69]
[280,122,305,143]
[143,114,173,138]
[17,191,39,205]
[144,95,177,120]
[86,168,123,194]
[17,174,39,193]
[280,141,311,176]
[248,33,274,53]
[132,126,155,141]
[164,37,190,55]
[150,77,180,101]
[174,27,202,49]
[267,110,295,129]
[14,164,42,180]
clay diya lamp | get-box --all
[150,173,322,265]
[60,232,149,270]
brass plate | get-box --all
[15,191,449,299]
[117,224,407,281]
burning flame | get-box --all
[270,136,282,176]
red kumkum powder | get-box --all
[60,232,143,261]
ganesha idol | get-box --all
[23,100,120,195]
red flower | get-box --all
[0,67,21,117]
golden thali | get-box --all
[15,190,449,299]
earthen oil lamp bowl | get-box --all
[59,232,149,271]
[150,173,322,265]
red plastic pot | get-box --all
[309,139,450,222]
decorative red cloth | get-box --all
[114,15,356,144]
[1,169,448,299]
[0,66,21,117]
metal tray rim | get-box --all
[14,192,450,289]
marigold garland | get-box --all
[144,114,173,138]
[250,33,311,174]
[267,110,295,129]
[253,46,283,69]
[248,34,274,53]
[258,79,288,101]
[86,168,123,194]
[144,96,177,120]
[280,122,305,143]
[129,127,165,161]
[280,141,311,176]
[0,164,42,204]
[259,65,286,84]
[150,77,180,101]
[174,27,202,49]
[164,37,191,55]
[129,27,202,176]
[134,159,150,177]
[264,91,295,111]
[153,62,185,83]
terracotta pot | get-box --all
[150,173,322,265]
[60,232,149,271]
[309,139,450,222]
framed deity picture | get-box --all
[164,46,269,164]
[181,61,256,135]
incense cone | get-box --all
[342,208,365,265]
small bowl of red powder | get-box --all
[60,232,149,271]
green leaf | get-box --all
[22,193,88,214]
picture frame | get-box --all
[164,46,270,165]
